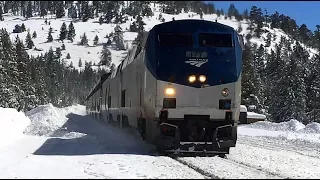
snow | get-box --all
[300,122,320,134]
[0,104,206,179]
[247,111,266,119]
[0,107,31,149]
[240,105,247,112]
[239,119,320,145]
[1,102,320,178]
[24,103,70,136]
[243,119,305,132]
[177,157,281,179]
[228,143,320,179]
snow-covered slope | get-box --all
[0,3,317,71]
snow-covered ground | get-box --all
[0,3,317,71]
[0,104,205,178]
[1,104,320,178]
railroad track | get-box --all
[171,155,283,179]
[146,151,283,179]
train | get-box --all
[85,19,245,156]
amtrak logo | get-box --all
[185,59,208,67]
[185,51,208,67]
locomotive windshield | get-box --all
[198,33,233,48]
[158,33,193,47]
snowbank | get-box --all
[24,103,68,136]
[243,119,305,132]
[24,103,86,137]
[239,119,320,144]
[0,107,31,148]
[298,122,320,134]
[247,112,266,120]
[240,105,247,112]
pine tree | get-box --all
[285,42,309,123]
[66,53,71,59]
[40,1,48,17]
[93,1,100,18]
[106,38,112,46]
[227,3,236,18]
[78,58,83,67]
[30,56,48,106]
[141,2,153,17]
[59,22,67,41]
[47,31,53,42]
[21,23,26,32]
[243,9,249,19]
[99,16,103,25]
[61,44,66,50]
[69,61,74,68]
[15,36,37,110]
[265,32,272,47]
[100,44,112,66]
[79,33,88,46]
[26,1,33,18]
[220,9,225,15]
[56,1,65,18]
[69,5,77,19]
[55,47,62,59]
[313,25,320,51]
[252,44,266,112]
[0,29,20,108]
[266,43,289,122]
[241,44,257,106]
[67,22,76,42]
[93,35,99,46]
[129,21,138,32]
[25,31,34,49]
[114,25,125,50]
[216,9,221,17]
[136,15,146,42]
[32,31,37,38]
[0,5,4,21]
[81,1,90,22]
[306,55,320,122]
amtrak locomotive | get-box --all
[85,19,244,156]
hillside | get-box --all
[0,3,317,70]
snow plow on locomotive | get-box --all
[85,19,245,156]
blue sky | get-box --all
[206,1,319,31]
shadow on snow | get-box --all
[33,113,155,156]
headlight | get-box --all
[199,75,206,82]
[188,75,196,83]
[165,88,175,96]
[221,88,229,97]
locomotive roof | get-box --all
[151,19,235,33]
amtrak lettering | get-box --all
[185,51,208,67]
